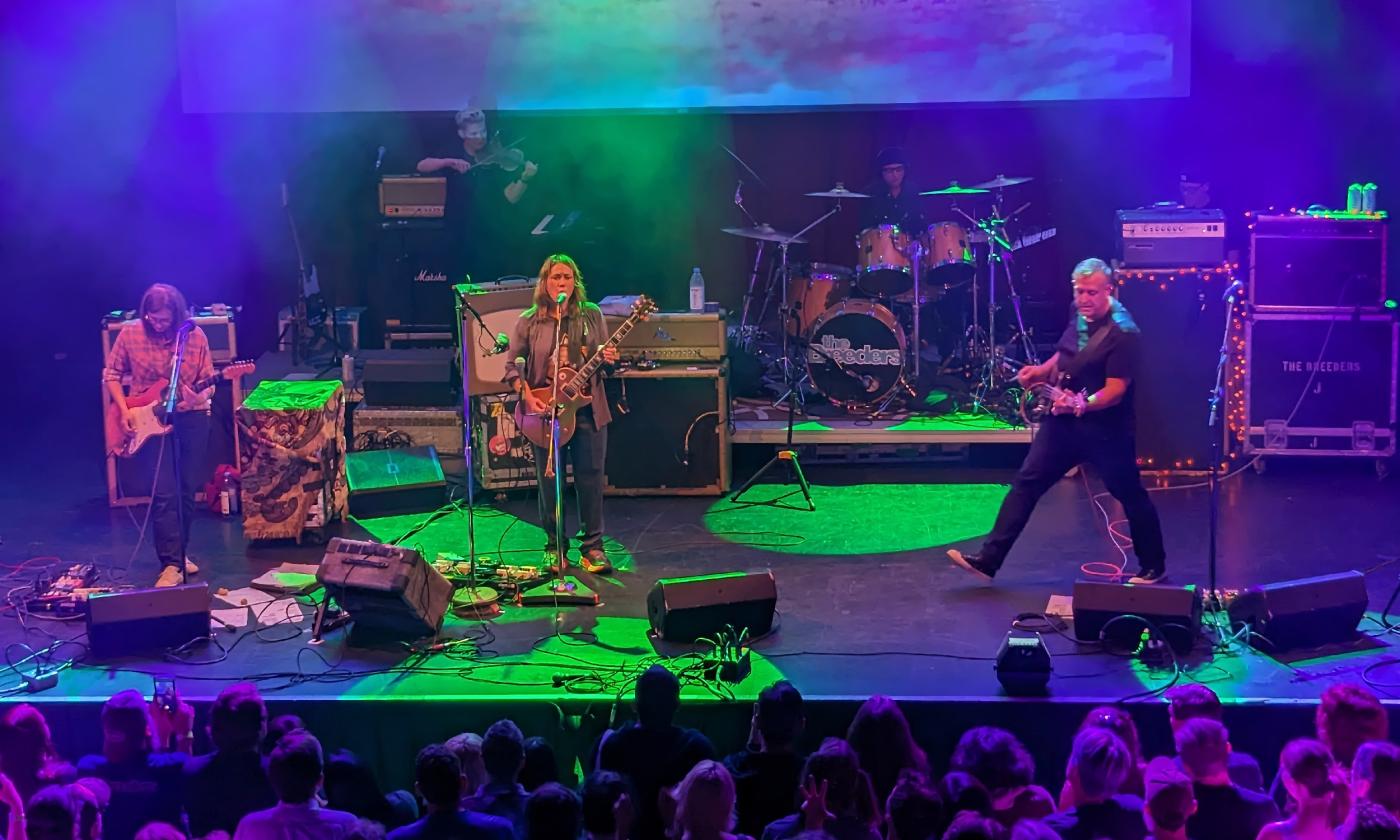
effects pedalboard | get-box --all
[435,554,545,596]
[24,564,113,617]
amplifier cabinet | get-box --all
[104,312,237,363]
[353,404,463,456]
[1244,312,1397,458]
[612,311,727,364]
[458,278,536,396]
[1250,215,1387,311]
[603,364,730,495]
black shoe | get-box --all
[947,549,996,582]
[1128,567,1167,585]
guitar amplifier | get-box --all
[103,310,238,363]
[603,364,730,495]
[378,175,446,217]
[1117,209,1226,268]
[1250,214,1387,310]
[456,279,536,396]
[611,310,727,363]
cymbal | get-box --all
[721,224,808,244]
[973,174,1033,189]
[919,182,990,196]
[805,185,870,199]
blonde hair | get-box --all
[672,760,736,835]
[529,254,589,320]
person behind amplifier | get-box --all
[503,254,619,575]
[103,283,215,588]
[945,258,1167,585]
[859,146,925,232]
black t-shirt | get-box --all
[1054,307,1142,435]
[76,751,187,840]
[1043,794,1148,840]
[431,143,521,279]
[387,809,515,840]
[1187,781,1279,840]
[859,183,926,233]
[184,749,278,837]
[596,723,716,840]
[722,749,806,838]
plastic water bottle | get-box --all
[688,267,705,312]
[341,353,354,384]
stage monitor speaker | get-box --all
[995,632,1053,696]
[346,446,446,518]
[459,279,536,396]
[1073,580,1203,655]
[86,583,211,658]
[1228,570,1367,651]
[646,570,777,643]
[362,349,456,407]
[318,538,452,643]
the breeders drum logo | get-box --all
[809,334,901,366]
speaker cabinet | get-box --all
[1073,580,1203,654]
[362,349,457,408]
[346,446,446,518]
[317,538,452,643]
[459,279,536,396]
[86,583,211,658]
[1228,570,1367,651]
[647,570,777,642]
[604,364,730,495]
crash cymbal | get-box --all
[919,182,990,196]
[804,184,870,199]
[721,224,808,244]
[973,174,1033,189]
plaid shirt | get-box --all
[102,323,215,412]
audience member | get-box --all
[596,666,716,840]
[1060,707,1145,807]
[444,733,488,799]
[1141,757,1194,840]
[1340,799,1400,840]
[235,731,359,840]
[28,784,88,840]
[463,719,530,837]
[1273,685,1389,811]
[885,770,944,840]
[135,821,186,840]
[1258,738,1344,840]
[950,727,1054,827]
[0,705,76,803]
[940,811,1007,840]
[1008,821,1061,840]
[71,778,110,840]
[669,760,750,840]
[76,689,188,840]
[326,749,418,829]
[524,783,581,840]
[184,683,278,837]
[938,773,992,822]
[581,771,632,840]
[262,715,307,760]
[1173,718,1276,840]
[387,744,512,840]
[845,696,929,808]
[761,738,879,840]
[1354,741,1400,819]
[724,681,807,838]
[1163,685,1264,791]
[350,818,389,840]
[1043,728,1146,840]
[520,737,560,792]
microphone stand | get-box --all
[453,284,499,610]
[1204,280,1241,618]
[163,324,194,585]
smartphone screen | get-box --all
[153,677,176,713]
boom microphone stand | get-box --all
[163,320,196,585]
[1204,277,1243,614]
[452,283,501,610]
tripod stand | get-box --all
[730,207,839,511]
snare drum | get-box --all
[785,263,853,336]
[855,225,913,297]
[920,222,976,286]
[805,299,906,409]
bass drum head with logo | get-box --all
[805,299,906,408]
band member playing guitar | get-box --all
[503,255,619,575]
[102,284,215,587]
[947,258,1167,585]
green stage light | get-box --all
[1386,299,1397,310]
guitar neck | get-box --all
[572,315,643,381]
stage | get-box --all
[6,404,1400,788]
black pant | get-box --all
[141,412,210,569]
[532,408,608,554]
[979,415,1165,572]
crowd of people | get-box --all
[0,672,1395,840]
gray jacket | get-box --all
[501,302,613,428]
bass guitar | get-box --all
[514,297,657,452]
[1000,358,1087,424]
[105,360,256,457]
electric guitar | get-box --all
[1000,359,1087,424]
[514,297,657,451]
[105,360,256,457]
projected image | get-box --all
[177,0,1189,113]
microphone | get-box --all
[734,181,743,206]
[555,292,568,304]
[861,375,878,393]
[374,146,386,172]
[176,319,195,335]
[1221,278,1244,302]
[485,332,510,356]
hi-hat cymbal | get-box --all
[919,182,990,196]
[973,174,1033,189]
[804,185,870,199]
[721,224,808,244]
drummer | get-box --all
[860,146,925,232]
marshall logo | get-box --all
[809,334,901,366]
[1281,360,1362,373]
[414,270,447,283]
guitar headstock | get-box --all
[221,359,257,379]
[631,295,658,321]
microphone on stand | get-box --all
[555,292,568,304]
[1220,278,1244,302]
[176,319,196,336]
[485,332,511,356]
[374,146,386,172]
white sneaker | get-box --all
[154,566,183,588]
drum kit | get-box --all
[726,172,1053,417]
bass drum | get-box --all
[805,299,906,409]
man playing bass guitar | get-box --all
[503,254,619,575]
[947,258,1167,585]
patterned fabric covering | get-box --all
[237,380,347,541]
